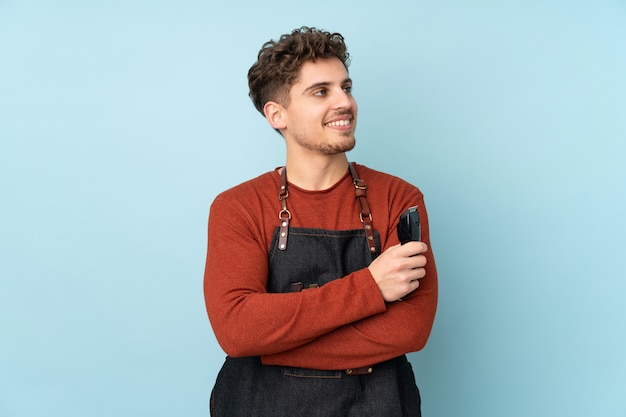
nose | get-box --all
[333,87,355,110]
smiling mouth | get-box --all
[324,119,352,128]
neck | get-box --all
[284,153,350,191]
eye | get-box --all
[343,85,352,94]
[313,89,327,96]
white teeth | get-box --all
[325,119,351,127]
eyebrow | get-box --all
[303,78,352,94]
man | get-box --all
[204,27,437,417]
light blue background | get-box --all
[1,1,625,416]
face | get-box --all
[268,58,358,155]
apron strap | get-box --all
[277,168,291,251]
[348,162,377,254]
[276,163,377,255]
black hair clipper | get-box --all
[397,206,421,244]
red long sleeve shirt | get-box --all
[204,164,438,370]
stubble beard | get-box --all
[295,131,356,155]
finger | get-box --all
[406,278,420,295]
[398,241,428,256]
[406,254,427,269]
[407,267,426,281]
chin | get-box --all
[324,138,355,154]
[342,140,356,153]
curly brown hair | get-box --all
[247,26,351,115]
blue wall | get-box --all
[1,1,624,416]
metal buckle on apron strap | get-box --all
[345,366,373,375]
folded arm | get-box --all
[204,195,387,357]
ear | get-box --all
[263,101,287,130]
